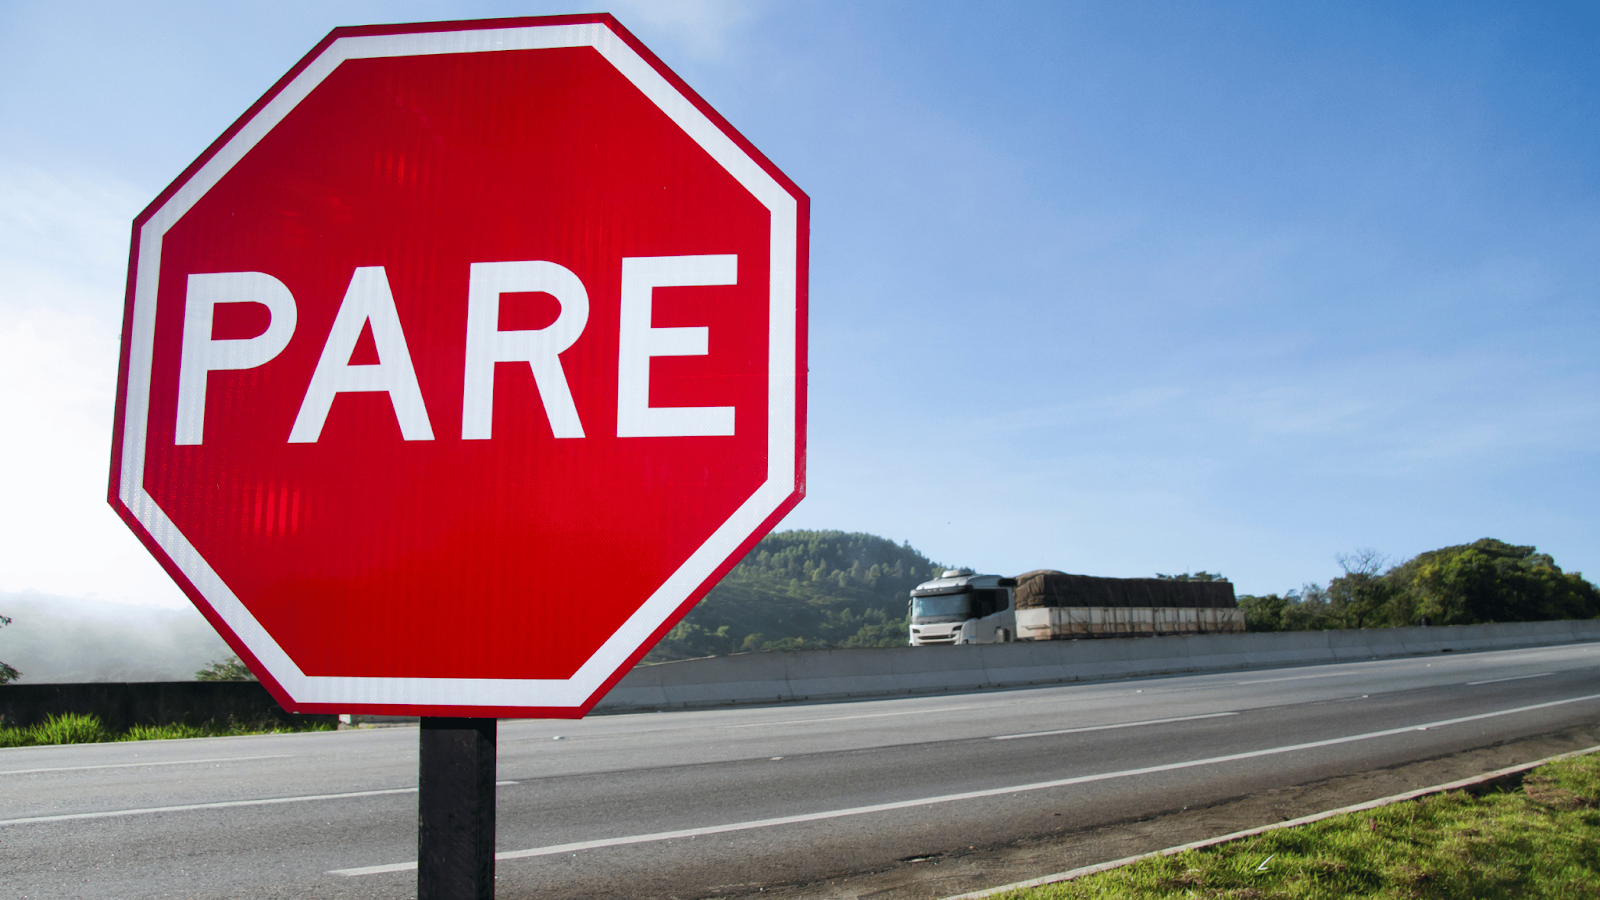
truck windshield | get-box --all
[911,594,971,622]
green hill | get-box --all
[642,530,949,662]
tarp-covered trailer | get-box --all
[1013,570,1245,640]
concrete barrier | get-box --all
[0,681,336,731]
[594,619,1600,714]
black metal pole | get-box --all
[418,717,496,900]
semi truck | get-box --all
[908,568,1244,646]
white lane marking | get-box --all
[331,691,1600,876]
[1234,672,1349,685]
[1469,672,1554,686]
[503,705,990,742]
[991,712,1238,741]
[721,705,985,729]
[0,781,519,826]
[0,755,293,776]
[0,787,416,826]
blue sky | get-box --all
[2,0,1596,609]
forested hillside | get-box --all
[1238,539,1600,632]
[642,530,948,662]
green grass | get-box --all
[0,712,334,747]
[1003,751,1600,900]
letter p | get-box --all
[175,272,298,445]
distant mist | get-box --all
[0,592,232,683]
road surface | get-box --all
[4,641,1599,899]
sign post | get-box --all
[418,718,497,899]
[109,15,807,897]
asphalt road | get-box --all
[4,642,1599,900]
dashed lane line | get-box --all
[991,712,1238,741]
[0,755,293,776]
[1469,672,1554,686]
[0,782,518,826]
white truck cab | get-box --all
[908,569,1018,645]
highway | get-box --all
[4,641,1599,900]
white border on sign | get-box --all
[117,21,799,710]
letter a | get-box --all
[288,267,434,443]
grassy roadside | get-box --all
[0,712,334,747]
[998,750,1600,900]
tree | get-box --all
[1235,594,1288,632]
[1325,549,1395,629]
[1238,584,1340,633]
[0,614,18,685]
[1387,539,1600,626]
[1281,583,1337,631]
[1156,572,1229,582]
[195,656,257,681]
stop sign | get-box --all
[108,15,807,718]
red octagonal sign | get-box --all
[109,15,808,718]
